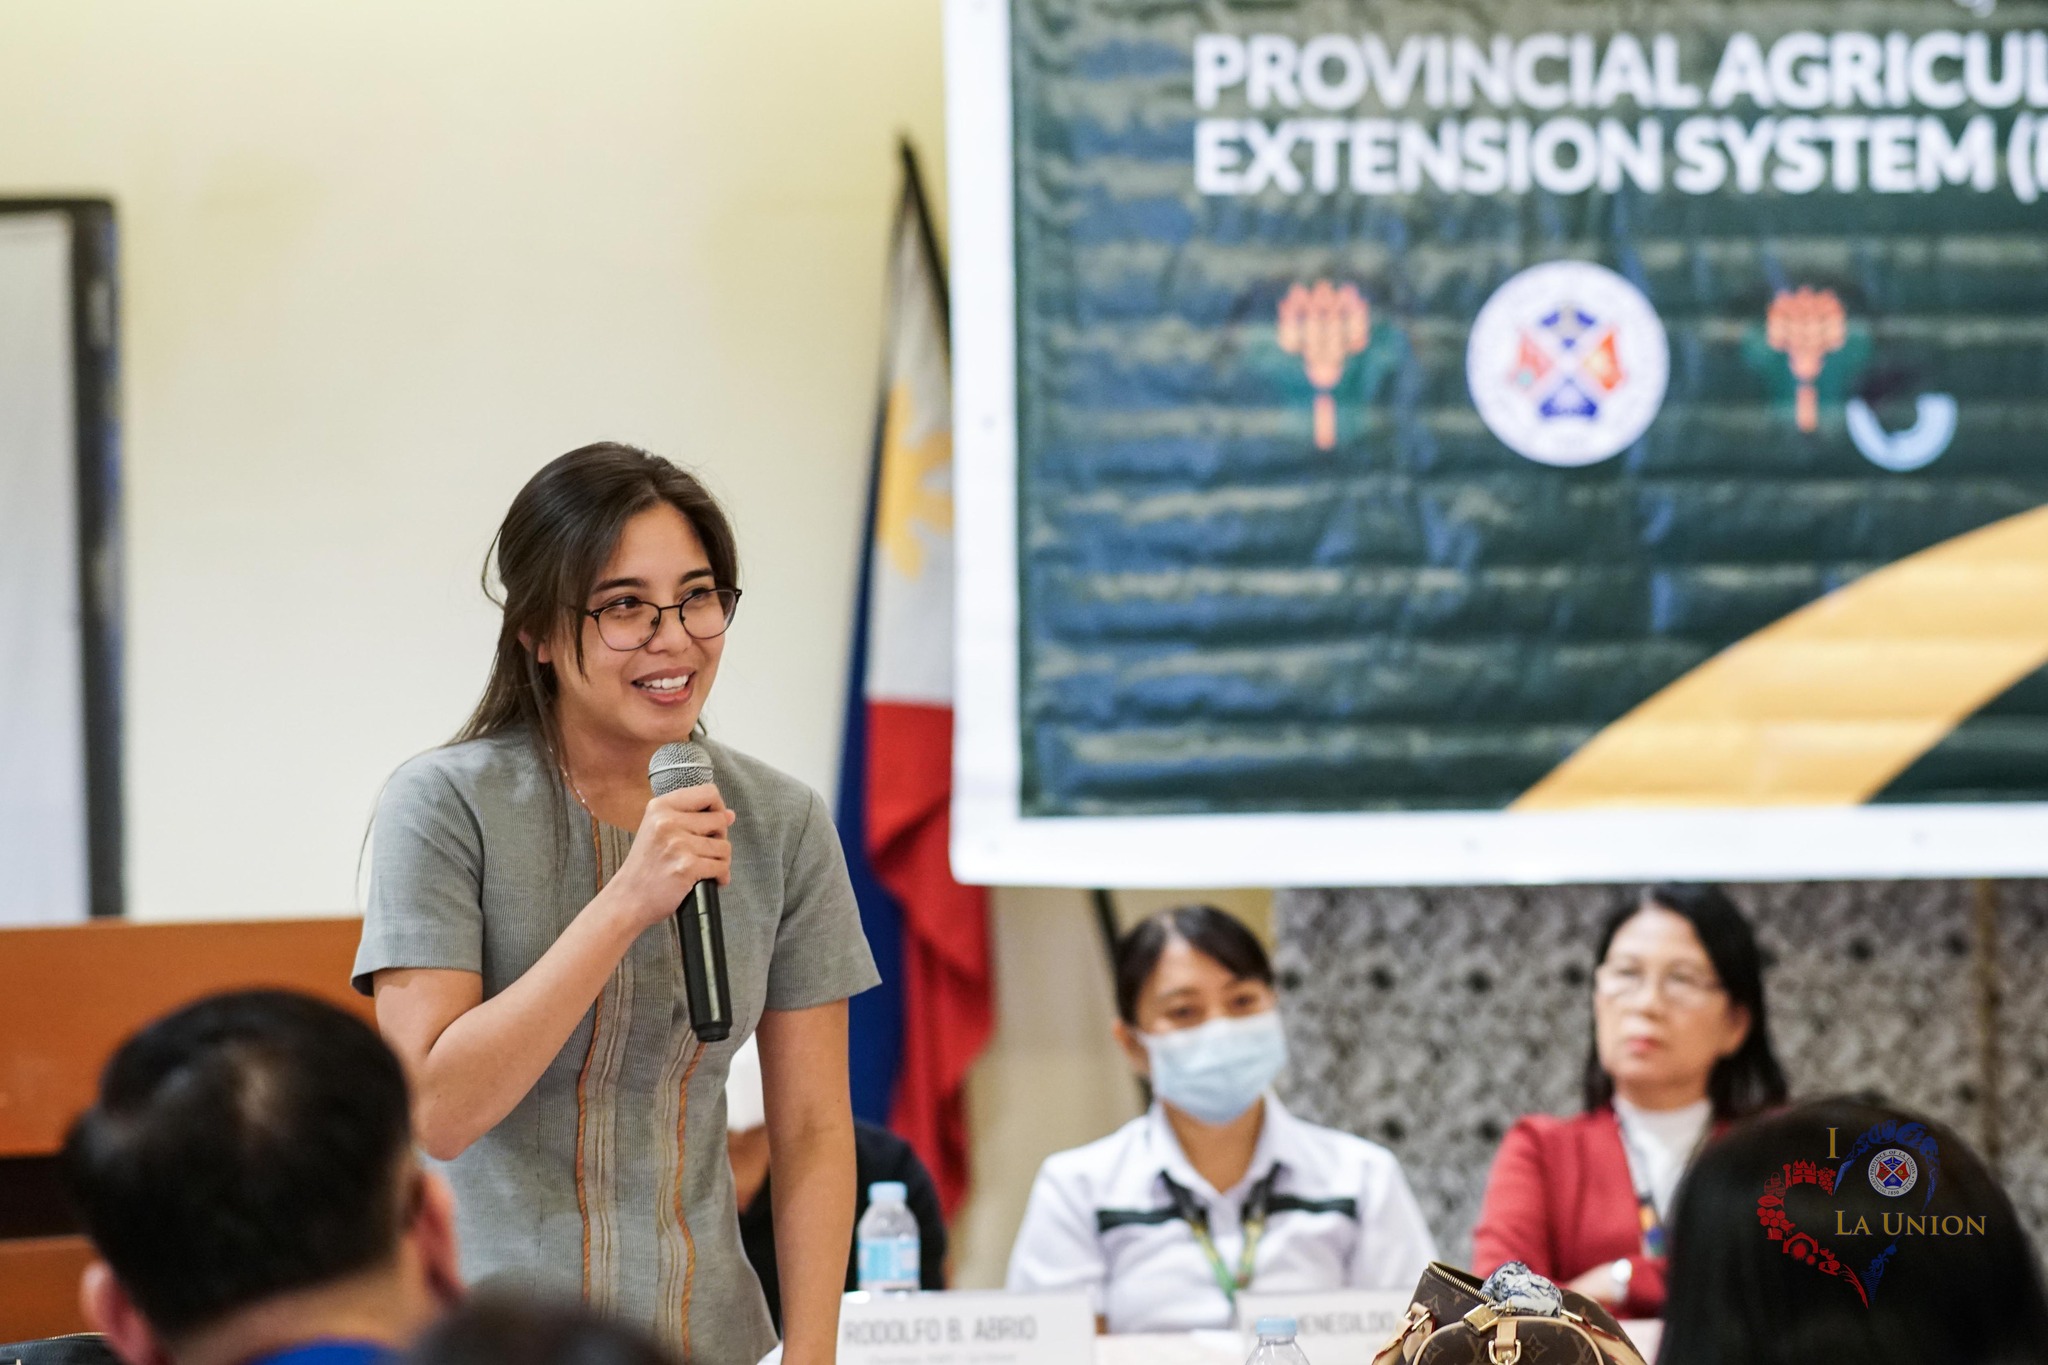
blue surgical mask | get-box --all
[1141,1010,1289,1125]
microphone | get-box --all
[648,741,733,1043]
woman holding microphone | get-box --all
[354,444,878,1365]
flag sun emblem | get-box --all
[1467,260,1669,468]
[1868,1148,1920,1198]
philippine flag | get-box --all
[838,144,990,1214]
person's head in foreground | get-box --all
[1660,1096,2048,1365]
[1584,882,1786,1119]
[1113,904,1284,1128]
[63,990,462,1365]
[403,1300,673,1365]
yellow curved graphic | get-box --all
[1513,503,2048,810]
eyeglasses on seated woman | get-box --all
[1470,882,1788,1320]
[1005,904,1437,1334]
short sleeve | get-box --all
[762,788,881,1011]
[1005,1160,1109,1309]
[352,756,487,994]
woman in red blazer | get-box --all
[1470,884,1786,1319]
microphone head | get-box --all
[649,741,714,797]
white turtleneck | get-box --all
[1613,1095,1712,1222]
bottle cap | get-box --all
[1254,1317,1297,1337]
[868,1181,909,1202]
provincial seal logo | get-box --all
[1868,1148,1919,1199]
[1466,260,1669,468]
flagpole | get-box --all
[1090,888,1121,973]
[898,137,950,342]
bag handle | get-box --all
[1370,1303,1432,1365]
[1563,1312,1649,1365]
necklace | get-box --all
[559,761,596,813]
[559,764,609,894]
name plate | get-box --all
[837,1290,1095,1365]
[1233,1291,1414,1365]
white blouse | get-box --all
[1005,1094,1437,1332]
[1613,1095,1712,1223]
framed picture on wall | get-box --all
[0,199,121,923]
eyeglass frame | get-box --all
[1591,960,1727,1008]
[579,586,744,650]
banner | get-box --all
[947,0,2048,885]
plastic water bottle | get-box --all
[855,1181,920,1294]
[1247,1316,1310,1365]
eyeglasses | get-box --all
[582,588,742,651]
[1593,962,1726,1009]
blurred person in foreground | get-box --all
[724,1035,947,1327]
[1006,904,1435,1332]
[404,1300,673,1365]
[62,990,462,1365]
[1660,1096,2048,1365]
[1471,883,1787,1317]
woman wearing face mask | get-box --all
[1470,883,1787,1320]
[1005,905,1436,1333]
[354,445,878,1365]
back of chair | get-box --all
[0,917,368,1339]
[0,1335,121,1365]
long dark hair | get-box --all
[1582,882,1787,1120]
[1113,904,1273,1025]
[455,442,739,782]
[1661,1097,2048,1365]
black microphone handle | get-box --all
[675,879,733,1043]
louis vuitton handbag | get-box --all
[1370,1262,1649,1365]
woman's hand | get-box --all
[601,783,738,931]
[1566,1263,1624,1307]
[377,785,731,1160]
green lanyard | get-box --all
[1160,1168,1279,1302]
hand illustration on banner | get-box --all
[1277,280,1368,450]
[1742,286,1869,436]
[1766,288,1847,434]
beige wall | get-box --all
[0,0,945,919]
[0,0,1278,1283]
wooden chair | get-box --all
[0,918,369,1339]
